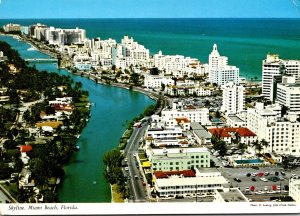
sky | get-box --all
[0,0,299,19]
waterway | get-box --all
[0,35,155,202]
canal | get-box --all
[0,35,155,202]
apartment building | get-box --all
[276,76,300,114]
[221,82,245,115]
[246,103,300,156]
[262,54,300,101]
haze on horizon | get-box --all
[0,0,299,19]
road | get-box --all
[124,122,148,202]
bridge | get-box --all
[25,58,58,63]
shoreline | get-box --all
[0,33,160,102]
[1,33,159,203]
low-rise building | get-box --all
[208,127,257,145]
[226,115,247,128]
[146,147,210,172]
[289,177,300,202]
[161,101,210,125]
[214,188,249,202]
[153,169,228,197]
[190,123,212,145]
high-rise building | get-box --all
[221,82,245,115]
[276,76,300,114]
[262,54,300,101]
[208,44,239,86]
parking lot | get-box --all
[214,158,300,201]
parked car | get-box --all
[251,166,259,170]
[275,171,279,176]
[264,172,270,176]
[281,171,286,176]
[234,178,242,182]
[251,178,256,182]
[246,173,251,177]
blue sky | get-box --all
[0,0,299,19]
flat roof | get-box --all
[190,123,212,139]
[152,147,209,155]
[227,115,245,123]
[155,176,228,187]
[217,188,248,202]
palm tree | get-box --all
[237,142,247,161]
[251,140,263,155]
[260,139,269,153]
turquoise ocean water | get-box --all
[1,18,300,79]
[1,18,300,202]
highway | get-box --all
[124,122,148,202]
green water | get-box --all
[0,35,155,202]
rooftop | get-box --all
[154,170,196,179]
[227,115,245,123]
[151,147,209,155]
[36,121,63,129]
[155,175,228,187]
[208,127,256,137]
[217,188,248,202]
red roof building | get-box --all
[153,170,196,179]
[208,127,257,144]
[19,145,32,153]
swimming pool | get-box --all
[235,158,263,164]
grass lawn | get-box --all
[1,182,18,199]
[111,184,124,203]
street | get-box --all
[124,122,148,202]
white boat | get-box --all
[27,47,37,51]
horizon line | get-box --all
[1,17,300,20]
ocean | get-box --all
[1,18,300,80]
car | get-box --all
[251,178,256,182]
[279,176,285,181]
[275,171,279,176]
[124,167,129,171]
[234,178,242,182]
[252,173,257,177]
[260,177,268,182]
[264,172,270,176]
[281,171,286,176]
[251,166,259,170]
[246,173,251,177]
[134,175,138,179]
[245,187,250,191]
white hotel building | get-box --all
[276,76,300,114]
[161,102,210,125]
[208,44,239,86]
[146,147,210,172]
[246,103,300,156]
[154,51,208,77]
[153,169,228,198]
[143,74,174,89]
[221,81,245,115]
[262,54,300,101]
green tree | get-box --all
[237,142,248,161]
